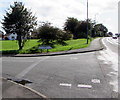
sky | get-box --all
[0,0,119,34]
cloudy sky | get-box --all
[0,0,119,33]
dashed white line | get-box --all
[59,83,72,87]
[77,84,92,89]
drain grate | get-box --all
[7,77,32,85]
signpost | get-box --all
[39,45,52,53]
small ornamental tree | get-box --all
[2,2,37,50]
[37,23,58,45]
[37,22,72,46]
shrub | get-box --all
[37,23,72,46]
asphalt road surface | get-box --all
[2,37,119,98]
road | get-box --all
[2,37,119,98]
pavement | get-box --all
[1,78,48,99]
[1,37,105,99]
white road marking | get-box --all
[98,38,118,92]
[59,83,72,87]
[77,84,92,89]
[106,38,118,45]
[91,79,100,83]
[102,38,118,71]
[15,57,49,78]
[2,60,34,62]
[70,57,78,60]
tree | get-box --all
[2,2,37,50]
[37,22,72,46]
[75,19,94,38]
[94,24,108,37]
[64,17,79,39]
[37,22,58,45]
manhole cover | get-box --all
[91,79,100,83]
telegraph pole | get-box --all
[86,0,89,44]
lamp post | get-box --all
[86,0,89,44]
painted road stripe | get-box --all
[59,83,72,87]
[16,57,49,78]
[107,38,118,45]
[77,84,92,89]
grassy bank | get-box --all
[1,38,91,54]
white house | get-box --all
[0,30,4,40]
[8,33,17,40]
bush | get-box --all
[77,32,87,38]
[37,23,72,46]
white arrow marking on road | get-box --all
[16,57,49,78]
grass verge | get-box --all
[1,38,92,54]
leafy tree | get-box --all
[2,2,37,50]
[94,24,108,37]
[64,17,79,39]
[37,23,58,45]
[37,22,72,46]
[56,30,73,45]
[75,19,94,38]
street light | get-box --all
[86,0,89,44]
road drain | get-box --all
[7,77,32,85]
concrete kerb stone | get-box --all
[99,37,107,50]
[1,77,49,99]
[2,38,105,57]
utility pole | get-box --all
[118,1,120,34]
[86,0,89,44]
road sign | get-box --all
[39,45,52,53]
[39,45,52,49]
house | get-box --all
[8,33,17,40]
[0,30,4,40]
[4,33,17,40]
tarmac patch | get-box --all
[7,77,32,85]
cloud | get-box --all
[0,0,118,33]
[23,0,88,28]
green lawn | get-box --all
[1,39,91,54]
[0,39,39,50]
[49,39,91,52]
